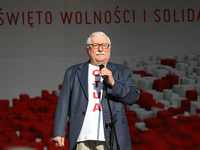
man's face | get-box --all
[87,35,111,66]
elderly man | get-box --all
[52,31,140,150]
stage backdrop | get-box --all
[0,0,199,104]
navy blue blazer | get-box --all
[53,61,140,150]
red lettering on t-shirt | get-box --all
[93,103,101,111]
[92,70,100,76]
[94,81,100,88]
[93,91,101,99]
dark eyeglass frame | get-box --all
[87,43,110,49]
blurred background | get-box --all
[0,0,199,149]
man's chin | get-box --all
[96,58,106,62]
[96,59,108,65]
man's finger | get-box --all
[61,137,65,147]
[52,138,57,143]
[58,140,63,147]
[52,137,64,147]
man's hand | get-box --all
[52,136,65,147]
[100,67,115,86]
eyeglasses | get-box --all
[88,43,110,49]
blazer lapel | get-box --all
[77,62,89,100]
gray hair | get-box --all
[86,31,111,49]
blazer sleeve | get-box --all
[52,69,71,138]
[107,66,140,105]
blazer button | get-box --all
[82,112,85,115]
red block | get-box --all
[29,114,41,122]
[48,96,59,104]
[167,137,182,149]
[43,104,57,113]
[10,139,29,147]
[0,120,15,132]
[42,90,49,99]
[11,119,21,130]
[177,116,191,124]
[136,92,153,108]
[30,104,41,113]
[30,141,45,150]
[42,119,54,127]
[133,70,152,77]
[165,74,179,87]
[37,113,54,121]
[144,98,156,110]
[141,73,152,77]
[12,98,20,106]
[157,110,174,120]
[19,111,35,121]
[13,101,29,109]
[186,90,198,101]
[168,59,178,68]
[167,107,184,116]
[161,59,178,68]
[127,116,141,126]
[4,131,20,141]
[132,145,152,150]
[34,101,51,113]
[176,107,185,115]
[165,117,177,128]
[19,121,32,131]
[32,122,51,138]
[0,100,9,108]
[19,94,30,101]
[181,99,191,112]
[129,126,141,136]
[20,131,36,142]
[41,130,53,143]
[189,115,200,124]
[7,112,19,121]
[152,102,164,109]
[151,138,171,150]
[126,110,136,118]
[153,79,171,92]
[144,118,165,129]
[0,135,9,143]
[137,129,161,145]
[0,110,8,120]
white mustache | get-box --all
[96,51,106,55]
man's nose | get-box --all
[98,45,104,51]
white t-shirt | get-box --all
[77,64,105,142]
